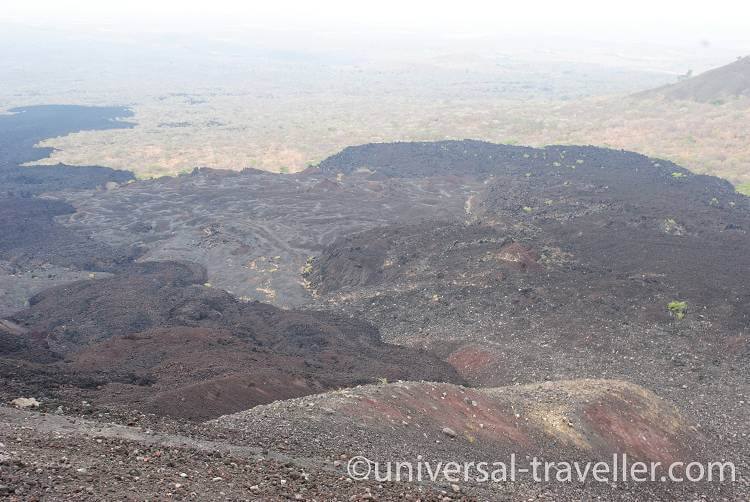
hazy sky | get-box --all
[4,0,750,47]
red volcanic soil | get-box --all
[1,262,462,419]
[69,327,328,419]
[213,380,733,499]
[215,379,703,465]
[583,401,681,465]
[446,345,499,374]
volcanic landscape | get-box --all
[0,106,747,500]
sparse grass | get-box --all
[671,172,686,179]
[667,301,688,320]
[737,182,750,196]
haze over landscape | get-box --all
[2,1,750,185]
[0,1,748,500]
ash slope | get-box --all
[0,406,450,501]
[307,141,750,492]
[214,379,738,500]
[1,138,748,498]
[24,141,750,430]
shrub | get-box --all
[664,218,677,231]
[667,301,688,320]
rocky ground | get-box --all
[0,406,453,501]
[0,131,748,499]
[211,379,742,500]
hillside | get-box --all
[1,262,461,420]
[636,56,750,102]
[213,379,729,500]
[1,136,748,499]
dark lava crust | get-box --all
[0,137,748,499]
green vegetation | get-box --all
[11,55,750,185]
[522,206,534,213]
[671,172,686,179]
[737,182,750,196]
[667,301,688,320]
[302,256,314,275]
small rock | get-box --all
[451,483,461,493]
[10,397,40,409]
[441,427,457,438]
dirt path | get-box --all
[0,406,452,500]
[0,406,318,469]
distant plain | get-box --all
[1,25,748,185]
